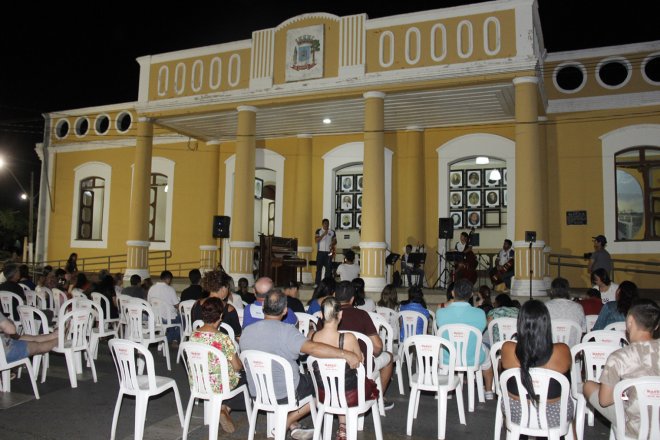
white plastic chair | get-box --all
[124,302,171,371]
[342,330,386,417]
[487,317,518,346]
[308,355,383,440]
[613,376,660,440]
[581,329,627,346]
[192,320,204,331]
[50,308,98,388]
[52,288,68,311]
[240,350,317,440]
[551,319,582,348]
[570,342,619,440]
[585,314,598,332]
[398,310,428,344]
[17,305,51,382]
[178,299,196,342]
[437,323,486,412]
[88,299,118,360]
[499,367,574,440]
[0,290,24,324]
[369,311,404,395]
[180,341,252,440]
[108,339,184,440]
[23,289,37,307]
[375,306,399,341]
[149,297,182,341]
[0,331,40,398]
[604,321,626,332]
[490,340,510,440]
[294,312,318,337]
[403,335,465,439]
[91,292,120,331]
[71,289,87,299]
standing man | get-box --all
[314,218,336,286]
[583,299,660,439]
[588,235,612,274]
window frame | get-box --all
[70,162,112,248]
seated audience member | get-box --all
[180,269,206,302]
[500,300,574,428]
[0,264,27,318]
[141,277,153,295]
[18,264,36,290]
[1,310,58,363]
[283,281,305,314]
[352,277,376,312]
[121,274,145,299]
[377,284,400,334]
[336,250,360,282]
[69,272,92,298]
[97,274,119,319]
[236,277,256,305]
[576,288,603,316]
[486,293,520,346]
[307,276,335,315]
[437,282,454,309]
[240,290,360,440]
[399,286,431,341]
[310,297,379,438]
[591,268,618,304]
[317,280,395,410]
[54,268,68,291]
[147,270,181,346]
[113,273,124,296]
[242,277,297,328]
[545,277,587,333]
[592,280,638,331]
[189,297,246,433]
[474,285,493,314]
[191,270,242,339]
[584,299,660,439]
[436,279,494,399]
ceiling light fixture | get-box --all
[476,156,489,165]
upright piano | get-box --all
[258,235,307,286]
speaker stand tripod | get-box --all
[433,239,452,289]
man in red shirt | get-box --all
[576,288,603,316]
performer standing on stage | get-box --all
[490,239,515,289]
[315,218,337,286]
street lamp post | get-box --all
[0,158,35,265]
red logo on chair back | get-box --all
[557,326,567,332]
[190,351,203,360]
[646,389,660,399]
[593,351,606,360]
[452,331,465,339]
[253,360,265,369]
[324,362,337,371]
[118,347,129,355]
[420,343,433,352]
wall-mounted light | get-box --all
[476,156,489,165]
[322,118,332,124]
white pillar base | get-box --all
[363,275,387,293]
[123,268,151,281]
[510,276,551,297]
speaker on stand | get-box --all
[433,218,454,289]
[212,215,231,239]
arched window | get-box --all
[71,162,111,248]
[614,147,660,240]
[77,177,105,240]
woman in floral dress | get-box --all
[190,297,245,433]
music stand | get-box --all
[385,253,400,265]
[408,252,426,266]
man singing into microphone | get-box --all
[315,218,337,286]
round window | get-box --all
[597,58,631,89]
[95,114,110,135]
[116,112,133,133]
[554,63,586,93]
[643,54,660,85]
[55,119,70,139]
[75,118,89,137]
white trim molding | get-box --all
[199,245,219,251]
[70,162,112,249]
[322,142,393,247]
[126,240,150,247]
[150,157,175,251]
[601,124,660,254]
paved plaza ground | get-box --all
[1,333,613,440]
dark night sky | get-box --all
[1,1,658,212]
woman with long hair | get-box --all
[500,300,573,428]
[591,268,619,304]
[97,274,119,319]
[593,280,638,330]
[191,270,242,339]
[352,277,376,312]
[311,297,378,440]
[307,276,335,315]
[189,297,245,433]
[475,285,493,314]
[399,286,431,340]
[65,253,78,274]
[377,284,399,310]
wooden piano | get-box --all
[258,234,307,286]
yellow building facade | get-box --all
[36,0,660,294]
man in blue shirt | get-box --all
[436,279,494,399]
[242,277,297,328]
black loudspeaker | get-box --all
[212,216,231,238]
[469,233,480,247]
[439,218,453,239]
